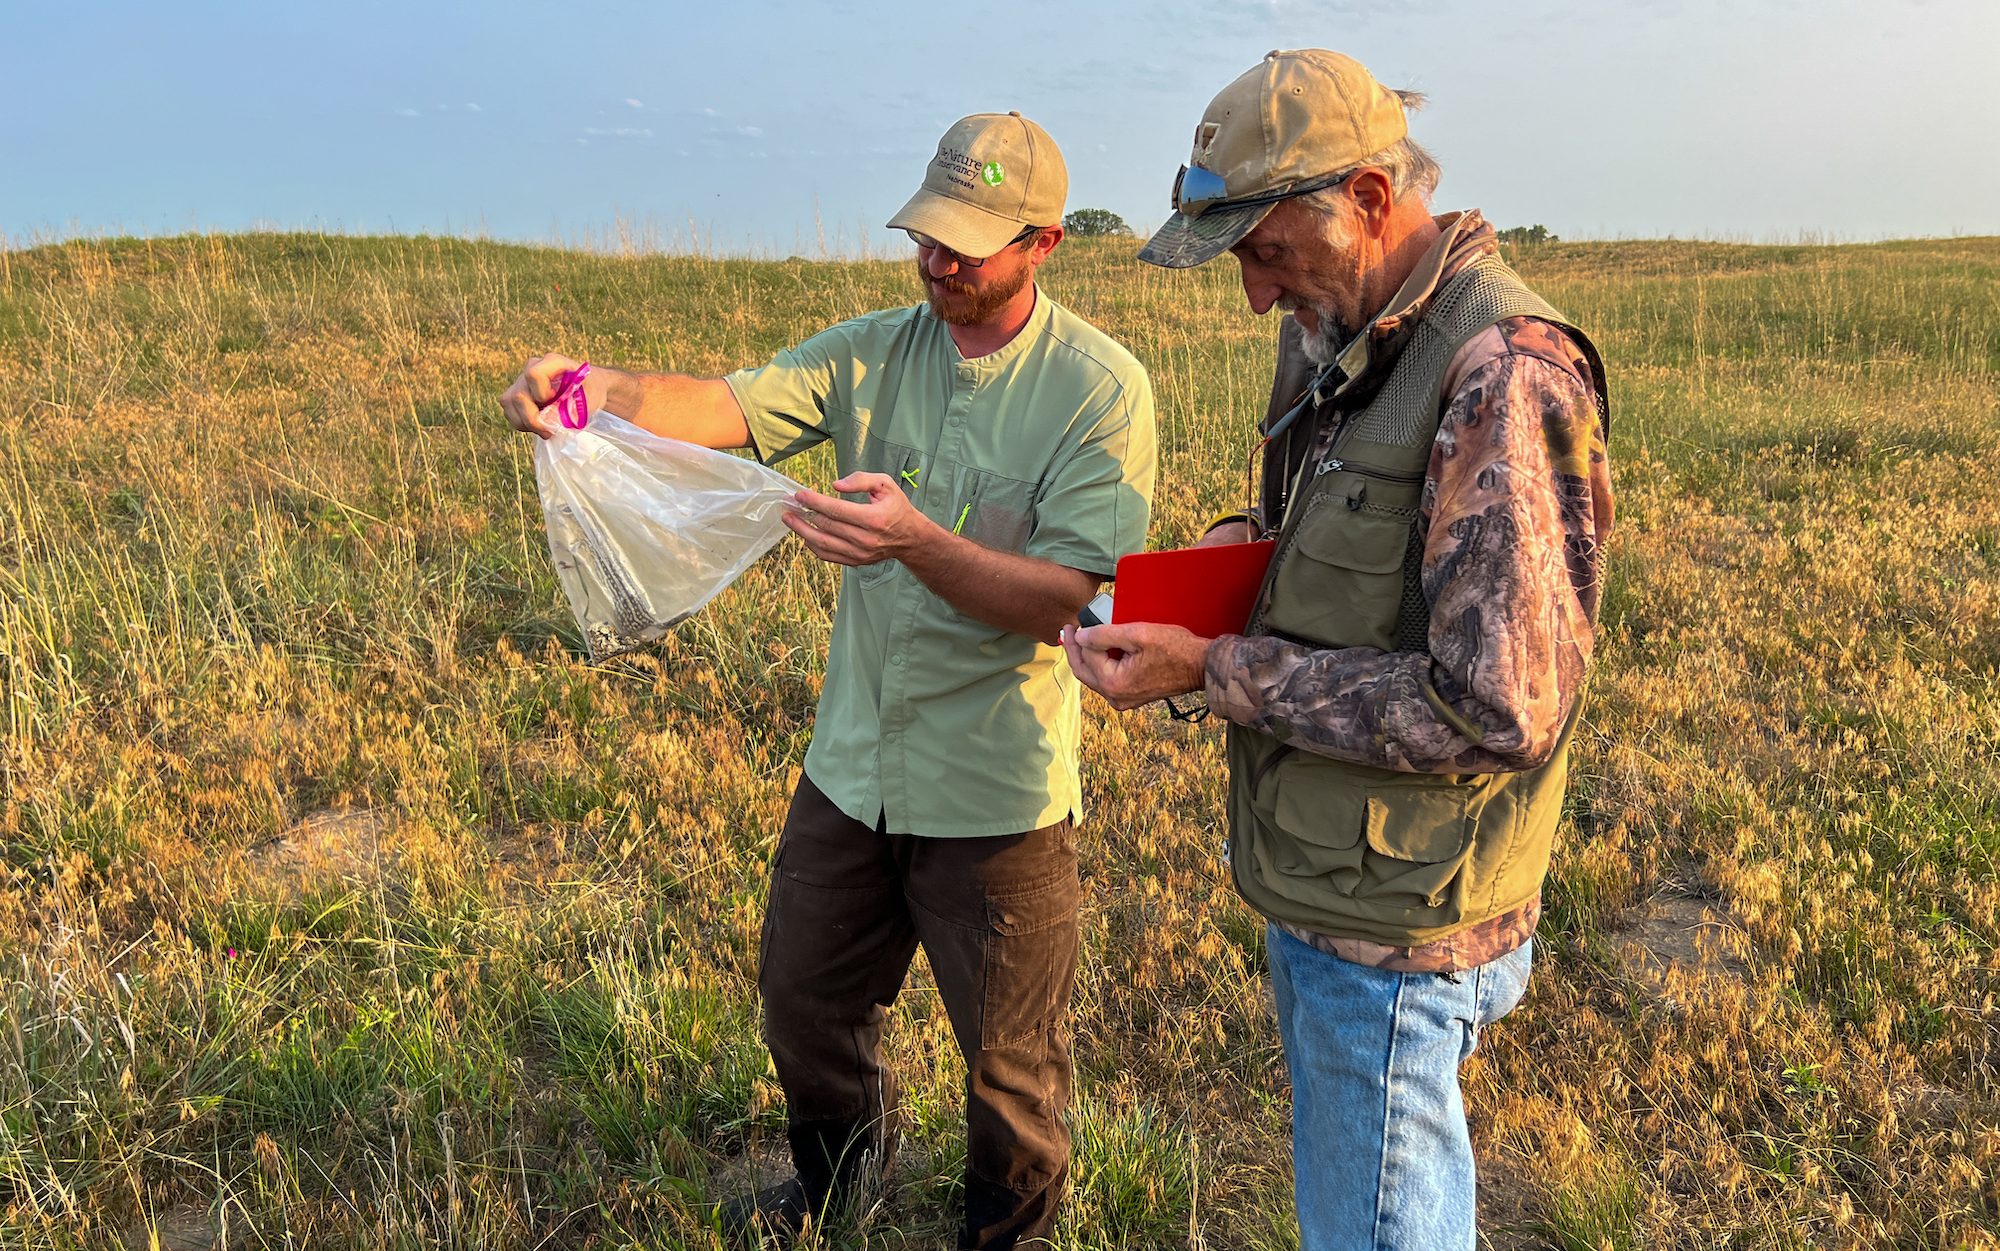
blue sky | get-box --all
[4,0,1995,253]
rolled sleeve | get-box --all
[1023,372,1157,577]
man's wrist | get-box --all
[1193,634,1221,693]
[1199,634,1256,724]
[886,507,950,571]
[598,367,643,418]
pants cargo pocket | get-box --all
[979,869,1081,1050]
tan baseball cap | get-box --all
[887,111,1067,258]
[1139,49,1407,269]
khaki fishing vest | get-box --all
[1226,252,1610,948]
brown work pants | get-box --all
[758,774,1081,1250]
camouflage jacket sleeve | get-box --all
[1204,321,1613,774]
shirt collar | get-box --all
[925,284,1052,375]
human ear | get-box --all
[1348,168,1395,237]
[1029,224,1065,265]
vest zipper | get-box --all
[1314,456,1426,484]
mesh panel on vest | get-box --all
[1432,257,1564,339]
[1348,256,1564,449]
[1350,320,1445,447]
[1393,522,1431,652]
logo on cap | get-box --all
[980,161,1005,187]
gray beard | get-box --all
[1295,309,1358,367]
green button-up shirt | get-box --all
[725,289,1155,837]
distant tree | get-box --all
[1063,208,1134,238]
[1497,224,1558,246]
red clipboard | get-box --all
[1111,539,1276,637]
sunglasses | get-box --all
[905,224,1040,268]
[1169,164,1356,218]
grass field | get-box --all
[1,229,1996,1250]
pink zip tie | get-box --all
[553,362,592,429]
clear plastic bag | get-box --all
[532,411,801,661]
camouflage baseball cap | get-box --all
[1139,49,1407,269]
[887,112,1067,258]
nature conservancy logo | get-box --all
[935,147,1003,194]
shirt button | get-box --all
[893,654,907,666]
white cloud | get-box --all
[700,106,720,117]
[465,102,482,112]
[736,125,763,138]
[623,98,644,109]
[396,107,420,118]
[582,126,654,139]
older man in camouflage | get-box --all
[1061,50,1612,1249]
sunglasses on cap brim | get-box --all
[1169,164,1357,219]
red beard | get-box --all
[919,258,1032,327]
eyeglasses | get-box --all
[1169,164,1356,218]
[905,224,1040,268]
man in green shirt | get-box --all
[500,112,1156,1249]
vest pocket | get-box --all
[1250,746,1484,923]
[1261,498,1412,650]
[1360,785,1480,909]
[1255,753,1368,889]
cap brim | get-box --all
[886,188,1027,259]
[1136,201,1275,269]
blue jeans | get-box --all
[1268,925,1534,1251]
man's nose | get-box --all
[926,248,962,278]
[1239,265,1281,315]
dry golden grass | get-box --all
[1,231,1996,1249]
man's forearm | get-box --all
[1203,637,1563,773]
[898,535,1099,646]
[599,369,752,450]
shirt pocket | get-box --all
[854,438,928,588]
[948,466,1036,555]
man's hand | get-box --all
[1059,621,1212,711]
[500,353,607,439]
[1195,519,1260,548]
[785,473,940,567]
